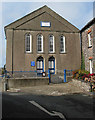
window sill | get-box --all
[48,52,56,54]
[60,52,67,54]
[37,52,44,54]
[25,52,32,54]
[88,46,92,48]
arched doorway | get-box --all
[48,56,55,74]
[36,56,44,74]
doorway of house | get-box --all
[48,56,55,74]
[37,56,44,75]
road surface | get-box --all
[2,92,94,120]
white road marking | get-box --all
[29,100,66,120]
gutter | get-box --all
[80,31,82,70]
[12,29,14,74]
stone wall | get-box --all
[82,25,93,72]
[93,23,95,73]
[72,79,91,92]
[82,23,95,73]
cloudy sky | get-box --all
[0,1,94,68]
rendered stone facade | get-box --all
[5,5,81,75]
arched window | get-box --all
[60,35,65,53]
[37,34,43,53]
[48,56,55,74]
[25,34,32,53]
[49,35,55,53]
[37,56,44,74]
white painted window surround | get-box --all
[37,34,43,53]
[89,60,93,74]
[60,36,65,53]
[25,34,32,53]
[88,32,92,47]
[49,35,55,53]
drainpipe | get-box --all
[80,31,82,70]
[12,28,14,74]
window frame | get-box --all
[89,59,93,74]
[25,33,32,53]
[60,35,66,53]
[49,35,55,53]
[88,32,92,47]
[37,34,43,53]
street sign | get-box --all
[31,61,35,67]
[41,21,51,27]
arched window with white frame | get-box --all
[37,34,43,53]
[60,35,65,53]
[49,35,55,53]
[25,33,32,53]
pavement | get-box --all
[6,81,95,97]
[7,82,83,95]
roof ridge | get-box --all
[4,5,79,32]
[4,5,48,29]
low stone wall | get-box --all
[72,79,91,92]
[66,76,72,82]
[5,77,49,89]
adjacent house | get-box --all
[80,18,95,74]
[4,5,81,76]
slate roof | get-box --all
[80,18,95,32]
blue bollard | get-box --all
[64,69,66,82]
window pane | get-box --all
[49,35,54,52]
[40,61,43,68]
[25,34,31,52]
[52,61,53,68]
[88,33,92,46]
[37,35,43,52]
[48,59,55,73]
[60,36,65,52]
[37,61,39,68]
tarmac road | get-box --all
[2,92,95,120]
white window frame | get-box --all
[37,34,43,53]
[89,59,93,74]
[25,34,32,53]
[60,35,65,53]
[88,32,92,47]
[49,35,55,53]
[37,61,43,73]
